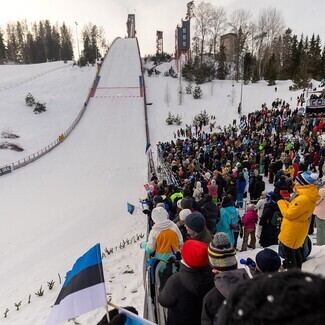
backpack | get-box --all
[270,211,282,227]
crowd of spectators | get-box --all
[137,101,325,325]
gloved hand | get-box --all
[110,313,126,325]
[140,241,146,249]
[142,209,150,215]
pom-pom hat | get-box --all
[208,232,237,271]
[296,171,319,186]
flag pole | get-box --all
[108,301,120,309]
[105,303,110,322]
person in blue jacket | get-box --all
[216,195,239,246]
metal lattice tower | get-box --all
[156,31,163,55]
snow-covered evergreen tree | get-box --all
[174,114,182,125]
[192,110,210,127]
[34,101,46,114]
[186,83,192,94]
[193,85,203,99]
[166,112,174,125]
[25,93,35,107]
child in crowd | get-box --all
[241,203,258,251]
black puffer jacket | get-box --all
[159,262,214,325]
[201,268,249,325]
[201,195,220,235]
[259,202,281,247]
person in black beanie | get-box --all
[215,270,325,325]
[185,211,213,244]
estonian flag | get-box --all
[46,244,107,325]
[145,142,151,155]
[127,202,135,215]
[119,306,157,324]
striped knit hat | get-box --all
[208,232,237,271]
[295,171,319,186]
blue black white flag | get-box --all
[46,244,107,325]
[127,202,135,215]
[119,306,157,325]
[145,142,151,155]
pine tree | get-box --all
[174,114,182,125]
[34,101,47,114]
[185,83,192,94]
[15,21,26,63]
[166,112,174,125]
[25,93,35,106]
[0,28,6,63]
[6,22,18,62]
[25,32,37,64]
[216,44,227,80]
[279,29,293,79]
[193,85,203,99]
[265,53,277,86]
[35,21,46,63]
[60,23,73,61]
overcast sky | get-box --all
[1,0,324,56]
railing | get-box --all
[135,37,156,180]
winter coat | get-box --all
[242,210,258,229]
[278,184,320,249]
[143,220,183,261]
[216,206,239,245]
[201,269,250,325]
[207,184,218,200]
[314,187,325,220]
[253,179,265,200]
[259,202,281,247]
[236,179,246,194]
[201,200,220,235]
[189,228,213,245]
[159,262,214,325]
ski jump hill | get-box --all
[0,38,148,320]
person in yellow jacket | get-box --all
[278,171,320,269]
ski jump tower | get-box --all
[127,14,136,38]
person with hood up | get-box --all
[207,179,218,203]
[278,171,320,269]
[140,206,183,262]
[201,232,250,325]
[201,194,220,235]
[216,196,239,246]
[193,181,203,202]
[259,192,282,248]
[158,240,214,325]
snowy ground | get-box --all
[0,38,324,325]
